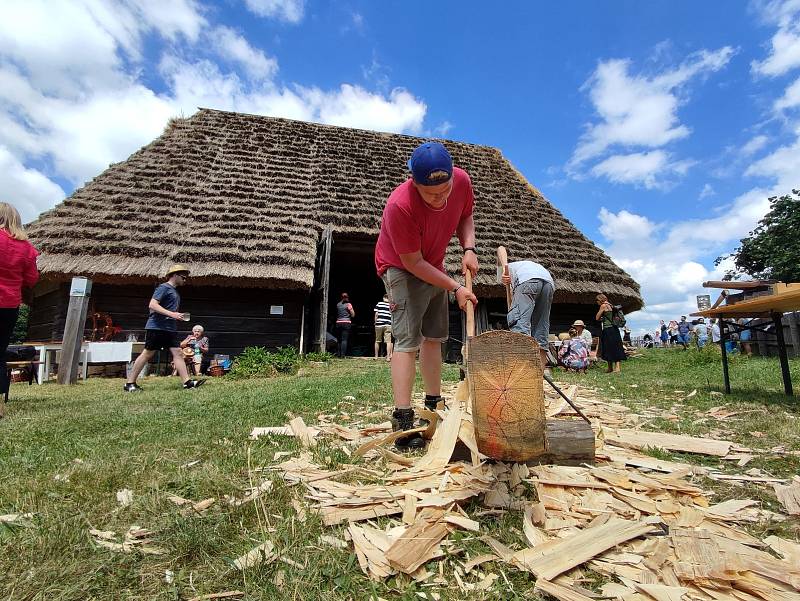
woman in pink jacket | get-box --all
[1,202,39,408]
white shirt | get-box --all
[577,328,592,345]
[711,323,721,343]
[503,261,554,291]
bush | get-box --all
[303,351,332,363]
[228,346,301,379]
[11,304,29,344]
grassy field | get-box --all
[1,349,799,600]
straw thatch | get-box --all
[28,108,642,310]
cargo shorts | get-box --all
[381,267,448,352]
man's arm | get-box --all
[149,298,183,321]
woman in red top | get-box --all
[1,202,39,410]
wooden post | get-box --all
[316,226,332,352]
[57,277,92,385]
[773,312,794,396]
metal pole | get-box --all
[773,312,794,396]
[720,319,731,394]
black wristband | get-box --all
[452,284,463,294]
[463,247,477,254]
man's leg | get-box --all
[529,281,553,373]
[508,284,535,337]
[386,336,393,361]
[419,338,442,398]
[374,336,380,359]
[170,347,191,382]
[390,350,416,409]
[127,349,155,384]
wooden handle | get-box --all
[465,270,475,339]
[497,246,512,310]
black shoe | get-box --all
[424,396,443,411]
[183,379,207,389]
[123,383,143,393]
[391,408,425,451]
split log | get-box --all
[531,419,595,465]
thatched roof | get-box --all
[28,108,643,310]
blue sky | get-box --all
[2,0,800,334]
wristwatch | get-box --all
[463,247,477,254]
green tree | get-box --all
[717,189,800,282]
[11,304,30,343]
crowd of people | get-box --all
[640,316,753,356]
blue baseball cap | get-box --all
[407,142,453,186]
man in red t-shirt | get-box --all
[375,142,478,450]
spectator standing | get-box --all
[694,318,709,348]
[0,202,39,416]
[124,264,205,392]
[668,320,679,345]
[738,318,753,356]
[335,293,355,358]
[677,316,691,349]
[711,318,721,345]
[595,293,626,373]
[374,294,393,361]
[659,320,669,346]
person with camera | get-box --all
[180,325,209,376]
[595,293,626,373]
[375,141,478,451]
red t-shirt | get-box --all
[0,230,39,308]
[375,167,474,276]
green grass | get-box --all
[2,350,799,600]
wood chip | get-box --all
[288,417,316,448]
[535,578,595,600]
[605,428,734,456]
[116,488,133,507]
[385,509,449,574]
[187,592,245,601]
[773,477,800,516]
[232,541,276,570]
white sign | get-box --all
[696,295,711,311]
[69,277,92,297]
[269,305,284,316]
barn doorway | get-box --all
[327,235,386,357]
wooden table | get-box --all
[24,341,144,383]
[692,283,800,396]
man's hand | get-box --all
[461,251,479,277]
[171,311,185,321]
[501,274,511,286]
[455,286,478,311]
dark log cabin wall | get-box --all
[28,283,305,357]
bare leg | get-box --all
[390,350,416,409]
[194,361,201,376]
[127,349,156,384]
[170,348,191,382]
[613,361,621,372]
[386,340,393,361]
[374,341,380,359]
[419,338,442,397]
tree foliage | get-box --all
[717,189,800,282]
[11,304,30,344]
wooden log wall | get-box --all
[750,312,800,358]
[29,283,305,357]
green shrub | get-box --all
[228,345,301,379]
[304,351,332,363]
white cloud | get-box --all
[775,76,800,111]
[0,147,65,223]
[243,0,305,23]
[570,47,735,168]
[0,0,429,217]
[212,26,278,80]
[741,134,770,155]
[590,150,694,190]
[699,183,715,199]
[751,0,800,77]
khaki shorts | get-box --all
[381,267,448,352]
[375,324,392,344]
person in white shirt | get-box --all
[710,319,721,344]
[501,260,554,373]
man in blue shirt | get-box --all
[124,264,205,392]
[677,316,691,350]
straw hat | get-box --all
[558,332,570,341]
[166,263,190,277]
[572,319,586,327]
